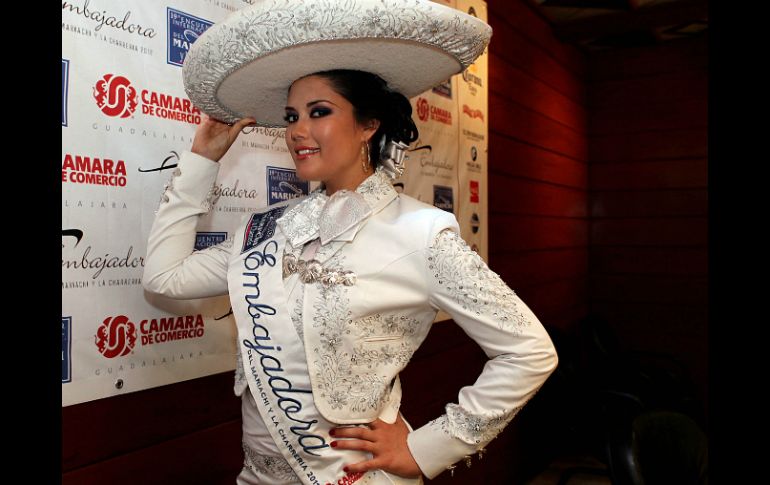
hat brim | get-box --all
[217,38,459,127]
[182,0,492,127]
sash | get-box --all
[228,206,377,485]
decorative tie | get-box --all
[318,189,372,245]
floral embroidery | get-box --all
[349,314,421,368]
[234,351,247,394]
[428,403,523,446]
[277,192,327,248]
[310,253,392,413]
[242,440,299,481]
[276,166,395,248]
[427,229,531,335]
[290,283,305,346]
[184,0,491,125]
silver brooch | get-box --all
[282,253,356,286]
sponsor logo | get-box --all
[462,128,485,142]
[62,229,144,280]
[93,74,138,118]
[462,64,483,96]
[62,59,69,126]
[62,229,84,247]
[62,153,128,187]
[462,69,483,89]
[242,207,288,253]
[62,317,72,383]
[415,97,452,125]
[138,151,179,174]
[167,8,212,67]
[470,180,479,203]
[93,73,201,124]
[465,145,482,173]
[95,314,207,357]
[95,315,137,358]
[431,79,452,99]
[462,104,485,122]
[62,0,157,38]
[471,213,480,234]
[140,88,201,124]
[416,98,429,122]
[140,314,206,346]
[212,179,259,202]
[195,232,227,251]
[433,185,454,213]
[411,144,452,177]
[266,166,309,205]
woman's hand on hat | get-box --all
[191,114,256,163]
[329,414,423,479]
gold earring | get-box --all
[361,141,371,173]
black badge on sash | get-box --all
[241,206,287,254]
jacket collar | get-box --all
[276,166,397,249]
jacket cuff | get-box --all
[406,415,484,480]
[157,150,220,211]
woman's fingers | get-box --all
[343,456,387,474]
[331,438,374,452]
[332,425,375,441]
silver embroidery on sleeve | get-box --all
[157,167,181,207]
[429,403,522,446]
[201,181,219,212]
[242,441,299,481]
[427,229,531,335]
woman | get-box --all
[144,1,558,484]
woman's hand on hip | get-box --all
[190,114,256,163]
[330,413,423,479]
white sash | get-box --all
[228,206,369,485]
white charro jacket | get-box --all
[143,151,558,480]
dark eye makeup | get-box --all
[283,107,331,123]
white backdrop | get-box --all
[62,0,489,406]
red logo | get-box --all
[62,154,128,187]
[93,74,138,118]
[416,97,429,122]
[470,180,479,203]
[462,104,485,122]
[95,315,137,358]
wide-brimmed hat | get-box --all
[182,0,492,127]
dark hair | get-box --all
[297,69,418,169]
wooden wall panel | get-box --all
[489,131,588,186]
[587,35,709,432]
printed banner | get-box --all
[456,0,490,258]
[62,0,489,405]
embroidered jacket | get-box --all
[143,151,558,480]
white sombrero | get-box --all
[182,0,492,127]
